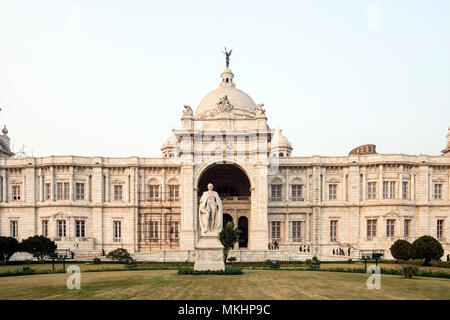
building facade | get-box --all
[1,64,449,260]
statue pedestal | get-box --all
[194,234,225,271]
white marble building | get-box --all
[1,63,449,261]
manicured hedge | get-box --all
[178,267,243,275]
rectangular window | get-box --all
[291,185,303,201]
[12,186,20,201]
[45,183,51,200]
[271,185,282,201]
[113,185,123,201]
[169,186,179,199]
[75,220,85,238]
[113,221,121,241]
[386,219,395,238]
[434,184,442,199]
[367,182,377,199]
[148,221,159,238]
[169,222,179,240]
[390,181,396,199]
[437,219,444,239]
[42,220,48,237]
[56,182,70,200]
[64,182,69,200]
[367,219,377,239]
[402,181,408,200]
[75,183,85,200]
[291,221,302,242]
[330,220,337,242]
[10,220,18,238]
[404,219,411,238]
[271,221,281,239]
[328,184,337,200]
[148,185,160,199]
[383,181,396,199]
[57,220,66,237]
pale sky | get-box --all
[0,0,449,158]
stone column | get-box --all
[69,166,74,201]
[106,171,110,203]
[179,164,195,250]
[411,172,415,201]
[362,171,367,201]
[378,165,383,200]
[39,171,44,202]
[50,166,55,201]
[249,164,269,250]
[399,168,403,200]
[306,212,311,242]
[284,213,289,245]
[3,169,7,203]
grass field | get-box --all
[0,269,449,300]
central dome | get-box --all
[195,67,256,118]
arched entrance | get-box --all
[197,163,251,198]
[238,216,248,248]
[197,163,251,248]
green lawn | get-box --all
[0,269,449,300]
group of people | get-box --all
[333,248,351,256]
[299,245,311,253]
[268,240,279,250]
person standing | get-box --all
[348,248,351,257]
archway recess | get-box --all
[197,163,252,249]
[197,163,251,198]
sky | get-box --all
[0,0,449,158]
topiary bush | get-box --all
[106,248,131,263]
[20,236,57,262]
[266,259,280,269]
[410,235,444,266]
[390,239,412,261]
[178,267,243,275]
[92,257,101,265]
[0,236,21,262]
[227,256,237,262]
[401,266,419,279]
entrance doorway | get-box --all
[197,163,251,247]
[238,216,248,248]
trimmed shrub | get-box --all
[390,239,412,261]
[401,266,419,279]
[410,236,444,266]
[92,257,101,265]
[178,267,243,275]
[227,257,237,262]
[0,236,20,262]
[106,248,131,263]
[220,222,239,263]
[266,259,280,269]
[20,236,57,262]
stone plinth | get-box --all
[194,234,225,271]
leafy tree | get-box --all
[219,221,239,263]
[410,235,444,266]
[20,235,57,262]
[0,236,21,262]
[106,248,131,262]
[390,239,412,261]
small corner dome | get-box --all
[271,128,291,148]
[163,134,178,146]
